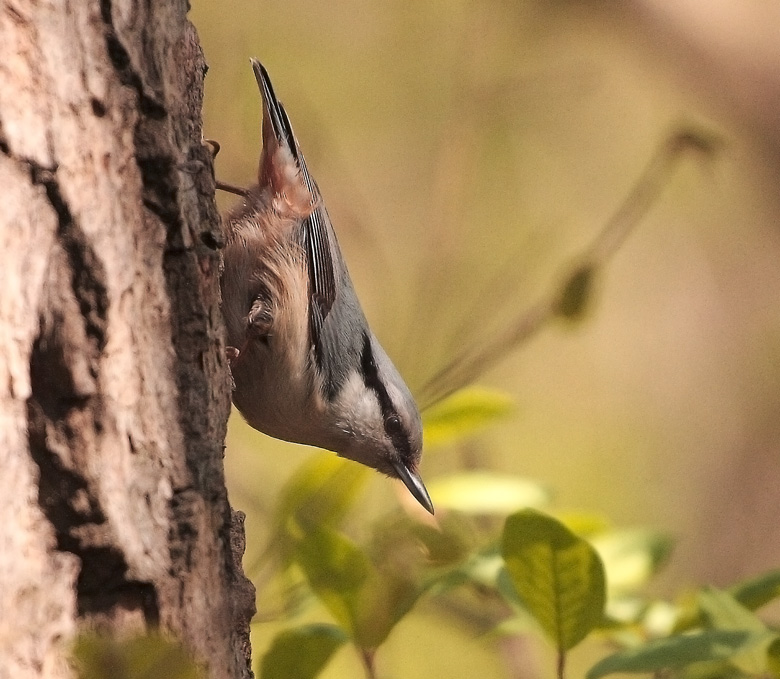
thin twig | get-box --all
[419,127,719,408]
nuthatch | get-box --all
[219,59,433,514]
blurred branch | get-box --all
[419,127,720,408]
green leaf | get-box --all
[260,624,347,679]
[427,549,502,597]
[422,387,514,447]
[496,565,525,609]
[369,512,475,571]
[555,512,612,537]
[295,524,423,649]
[253,567,316,623]
[766,637,780,678]
[698,587,773,675]
[674,570,780,635]
[586,630,764,679]
[591,529,673,596]
[463,550,504,588]
[276,454,370,531]
[641,600,679,637]
[699,588,766,633]
[260,454,369,572]
[427,472,549,515]
[501,509,606,651]
[295,525,373,638]
[730,569,780,611]
[355,566,422,649]
[73,633,200,679]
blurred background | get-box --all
[191,1,780,676]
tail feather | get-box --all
[251,59,311,216]
[249,59,338,362]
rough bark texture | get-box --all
[0,1,254,678]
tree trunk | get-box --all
[0,1,254,678]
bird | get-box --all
[219,59,433,514]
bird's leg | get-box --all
[216,181,250,197]
[226,296,273,363]
[205,138,251,197]
[203,138,221,158]
[225,298,272,386]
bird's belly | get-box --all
[230,342,331,449]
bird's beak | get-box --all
[392,461,435,515]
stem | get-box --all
[359,648,377,679]
[557,648,566,679]
[419,127,718,407]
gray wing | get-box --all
[251,60,339,357]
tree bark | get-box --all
[0,1,253,678]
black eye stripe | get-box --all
[360,334,412,461]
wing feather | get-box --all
[252,59,338,359]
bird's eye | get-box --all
[385,414,402,434]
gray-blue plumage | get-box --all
[219,59,432,513]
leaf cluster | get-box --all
[251,388,780,679]
[69,387,780,679]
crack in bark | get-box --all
[29,164,109,355]
[27,350,160,627]
[98,0,166,120]
[98,0,220,549]
[20,155,158,626]
[0,118,9,155]
[169,489,200,573]
[98,0,185,247]
[138,155,182,232]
